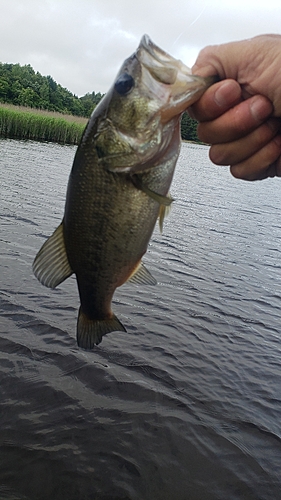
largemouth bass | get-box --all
[33,35,214,349]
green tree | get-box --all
[0,60,201,143]
[0,78,9,100]
[0,62,106,117]
[79,91,104,117]
[17,87,40,107]
[180,112,199,142]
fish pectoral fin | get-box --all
[158,193,173,233]
[127,261,157,285]
[132,175,174,206]
[77,308,126,349]
[33,221,73,289]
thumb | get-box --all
[192,42,242,80]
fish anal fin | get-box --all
[33,222,73,289]
[127,261,157,285]
[158,192,173,233]
[77,308,126,349]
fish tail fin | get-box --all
[77,308,126,349]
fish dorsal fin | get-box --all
[127,261,157,285]
[158,192,173,233]
[33,222,73,289]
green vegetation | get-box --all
[0,61,200,144]
[0,104,87,144]
[180,112,200,142]
[0,62,103,116]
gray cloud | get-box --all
[0,0,280,95]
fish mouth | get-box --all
[137,34,183,85]
[138,34,190,83]
[137,34,215,121]
[140,36,178,70]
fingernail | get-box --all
[214,81,240,107]
[250,97,272,121]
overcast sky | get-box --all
[0,0,281,96]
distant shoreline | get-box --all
[0,102,203,146]
[0,103,87,145]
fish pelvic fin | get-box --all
[77,308,127,349]
[33,221,73,288]
[127,261,157,285]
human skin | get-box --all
[189,34,281,180]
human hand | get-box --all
[190,35,281,180]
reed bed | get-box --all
[0,103,88,145]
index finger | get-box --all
[189,79,242,122]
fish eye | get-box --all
[114,73,134,95]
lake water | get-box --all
[1,138,281,500]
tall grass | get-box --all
[0,103,88,145]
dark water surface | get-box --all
[1,138,281,500]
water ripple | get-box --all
[1,139,281,499]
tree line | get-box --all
[0,62,102,117]
[0,62,200,140]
